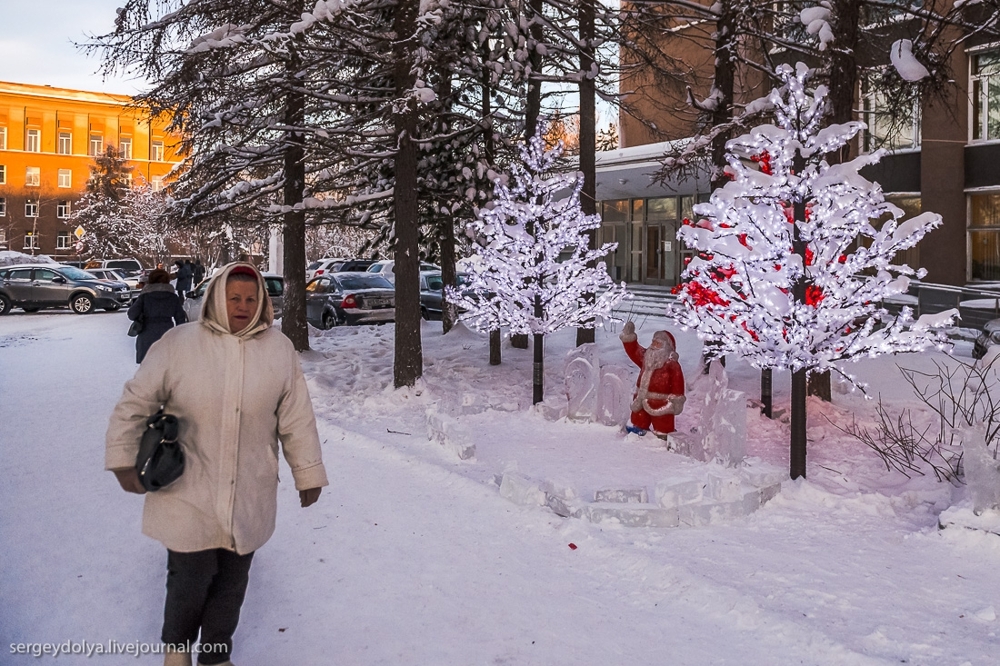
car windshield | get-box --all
[336,275,392,290]
[307,261,321,270]
[265,277,284,297]
[60,266,99,281]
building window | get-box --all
[0,228,6,248]
[25,129,40,152]
[23,233,39,250]
[124,173,133,188]
[25,200,38,217]
[25,166,40,187]
[863,73,921,152]
[89,134,104,156]
[58,169,72,188]
[973,51,1000,142]
[0,127,6,150]
[0,164,5,184]
[57,201,71,218]
[58,132,72,155]
[151,140,164,161]
[151,175,165,192]
[970,193,1000,280]
[0,197,6,216]
[119,137,132,160]
[56,232,72,250]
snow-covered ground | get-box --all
[2,309,1000,665]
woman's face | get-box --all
[225,279,259,333]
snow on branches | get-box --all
[672,63,954,379]
[450,134,627,336]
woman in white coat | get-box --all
[106,263,328,666]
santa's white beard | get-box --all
[644,347,673,371]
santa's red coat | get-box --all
[623,338,685,435]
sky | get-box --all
[0,0,147,94]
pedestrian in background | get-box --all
[192,259,205,287]
[174,260,193,303]
[128,269,187,364]
[106,263,327,666]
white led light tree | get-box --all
[450,134,627,403]
[673,63,956,479]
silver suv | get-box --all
[0,264,131,315]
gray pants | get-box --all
[162,548,254,665]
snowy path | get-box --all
[2,313,999,665]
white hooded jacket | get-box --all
[105,263,328,554]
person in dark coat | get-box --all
[192,259,205,287]
[129,269,187,364]
[174,260,194,303]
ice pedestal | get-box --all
[961,426,1000,515]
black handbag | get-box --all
[127,315,144,337]
[135,409,185,492]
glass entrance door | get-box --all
[643,222,678,286]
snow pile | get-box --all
[890,39,931,82]
[0,251,58,267]
[799,5,834,50]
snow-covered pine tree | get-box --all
[672,63,955,478]
[71,146,133,259]
[449,134,627,403]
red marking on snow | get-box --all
[568,543,578,550]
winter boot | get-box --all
[163,649,191,666]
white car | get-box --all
[306,258,346,281]
[366,259,440,284]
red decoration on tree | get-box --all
[804,245,814,266]
[805,285,825,307]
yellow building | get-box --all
[0,80,182,260]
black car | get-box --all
[973,319,1000,360]
[0,263,132,315]
[419,271,471,320]
[305,272,395,329]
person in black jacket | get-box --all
[174,260,194,303]
[192,259,206,287]
[129,269,187,363]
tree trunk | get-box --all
[280,25,309,352]
[440,211,458,334]
[482,39,501,363]
[761,368,773,418]
[392,0,423,388]
[513,0,544,352]
[807,0,861,402]
[575,0,598,347]
[790,153,808,478]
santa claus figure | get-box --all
[620,320,686,437]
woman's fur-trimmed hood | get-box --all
[200,262,274,337]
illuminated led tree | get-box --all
[451,135,627,403]
[673,63,955,479]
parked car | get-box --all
[366,259,440,284]
[307,258,378,280]
[973,319,1000,360]
[84,258,146,279]
[0,263,132,315]
[419,271,471,320]
[306,257,346,281]
[305,272,395,329]
[183,273,285,321]
[83,267,142,295]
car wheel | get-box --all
[22,306,40,313]
[420,307,429,321]
[321,310,339,330]
[71,294,95,314]
[0,295,10,316]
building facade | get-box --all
[0,81,182,261]
[601,16,1000,288]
